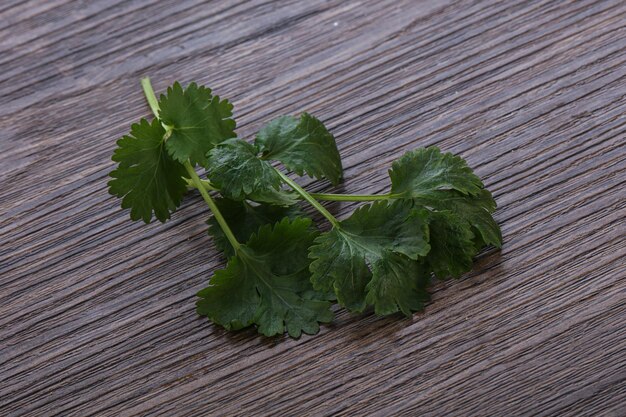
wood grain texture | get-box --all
[1,0,625,415]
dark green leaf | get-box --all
[207,198,307,257]
[389,147,500,249]
[414,189,501,249]
[365,253,431,315]
[197,218,333,338]
[108,118,188,223]
[309,200,430,314]
[389,147,484,198]
[425,211,477,279]
[207,139,283,200]
[256,113,343,185]
[159,82,236,167]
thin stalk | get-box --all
[141,77,161,117]
[276,170,340,227]
[184,161,241,252]
[141,77,173,136]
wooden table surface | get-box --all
[1,0,625,415]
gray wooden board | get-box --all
[1,0,625,415]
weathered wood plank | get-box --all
[1,0,625,416]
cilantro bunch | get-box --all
[108,79,502,338]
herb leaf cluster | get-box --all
[109,79,502,338]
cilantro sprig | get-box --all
[108,78,502,338]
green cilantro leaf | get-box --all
[414,189,502,250]
[207,198,307,257]
[365,253,431,315]
[389,147,501,249]
[197,217,333,338]
[389,147,484,198]
[424,210,477,278]
[207,139,283,200]
[108,118,188,223]
[309,200,430,314]
[158,82,236,167]
[256,113,343,185]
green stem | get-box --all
[184,161,241,252]
[141,77,161,117]
[276,170,340,227]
